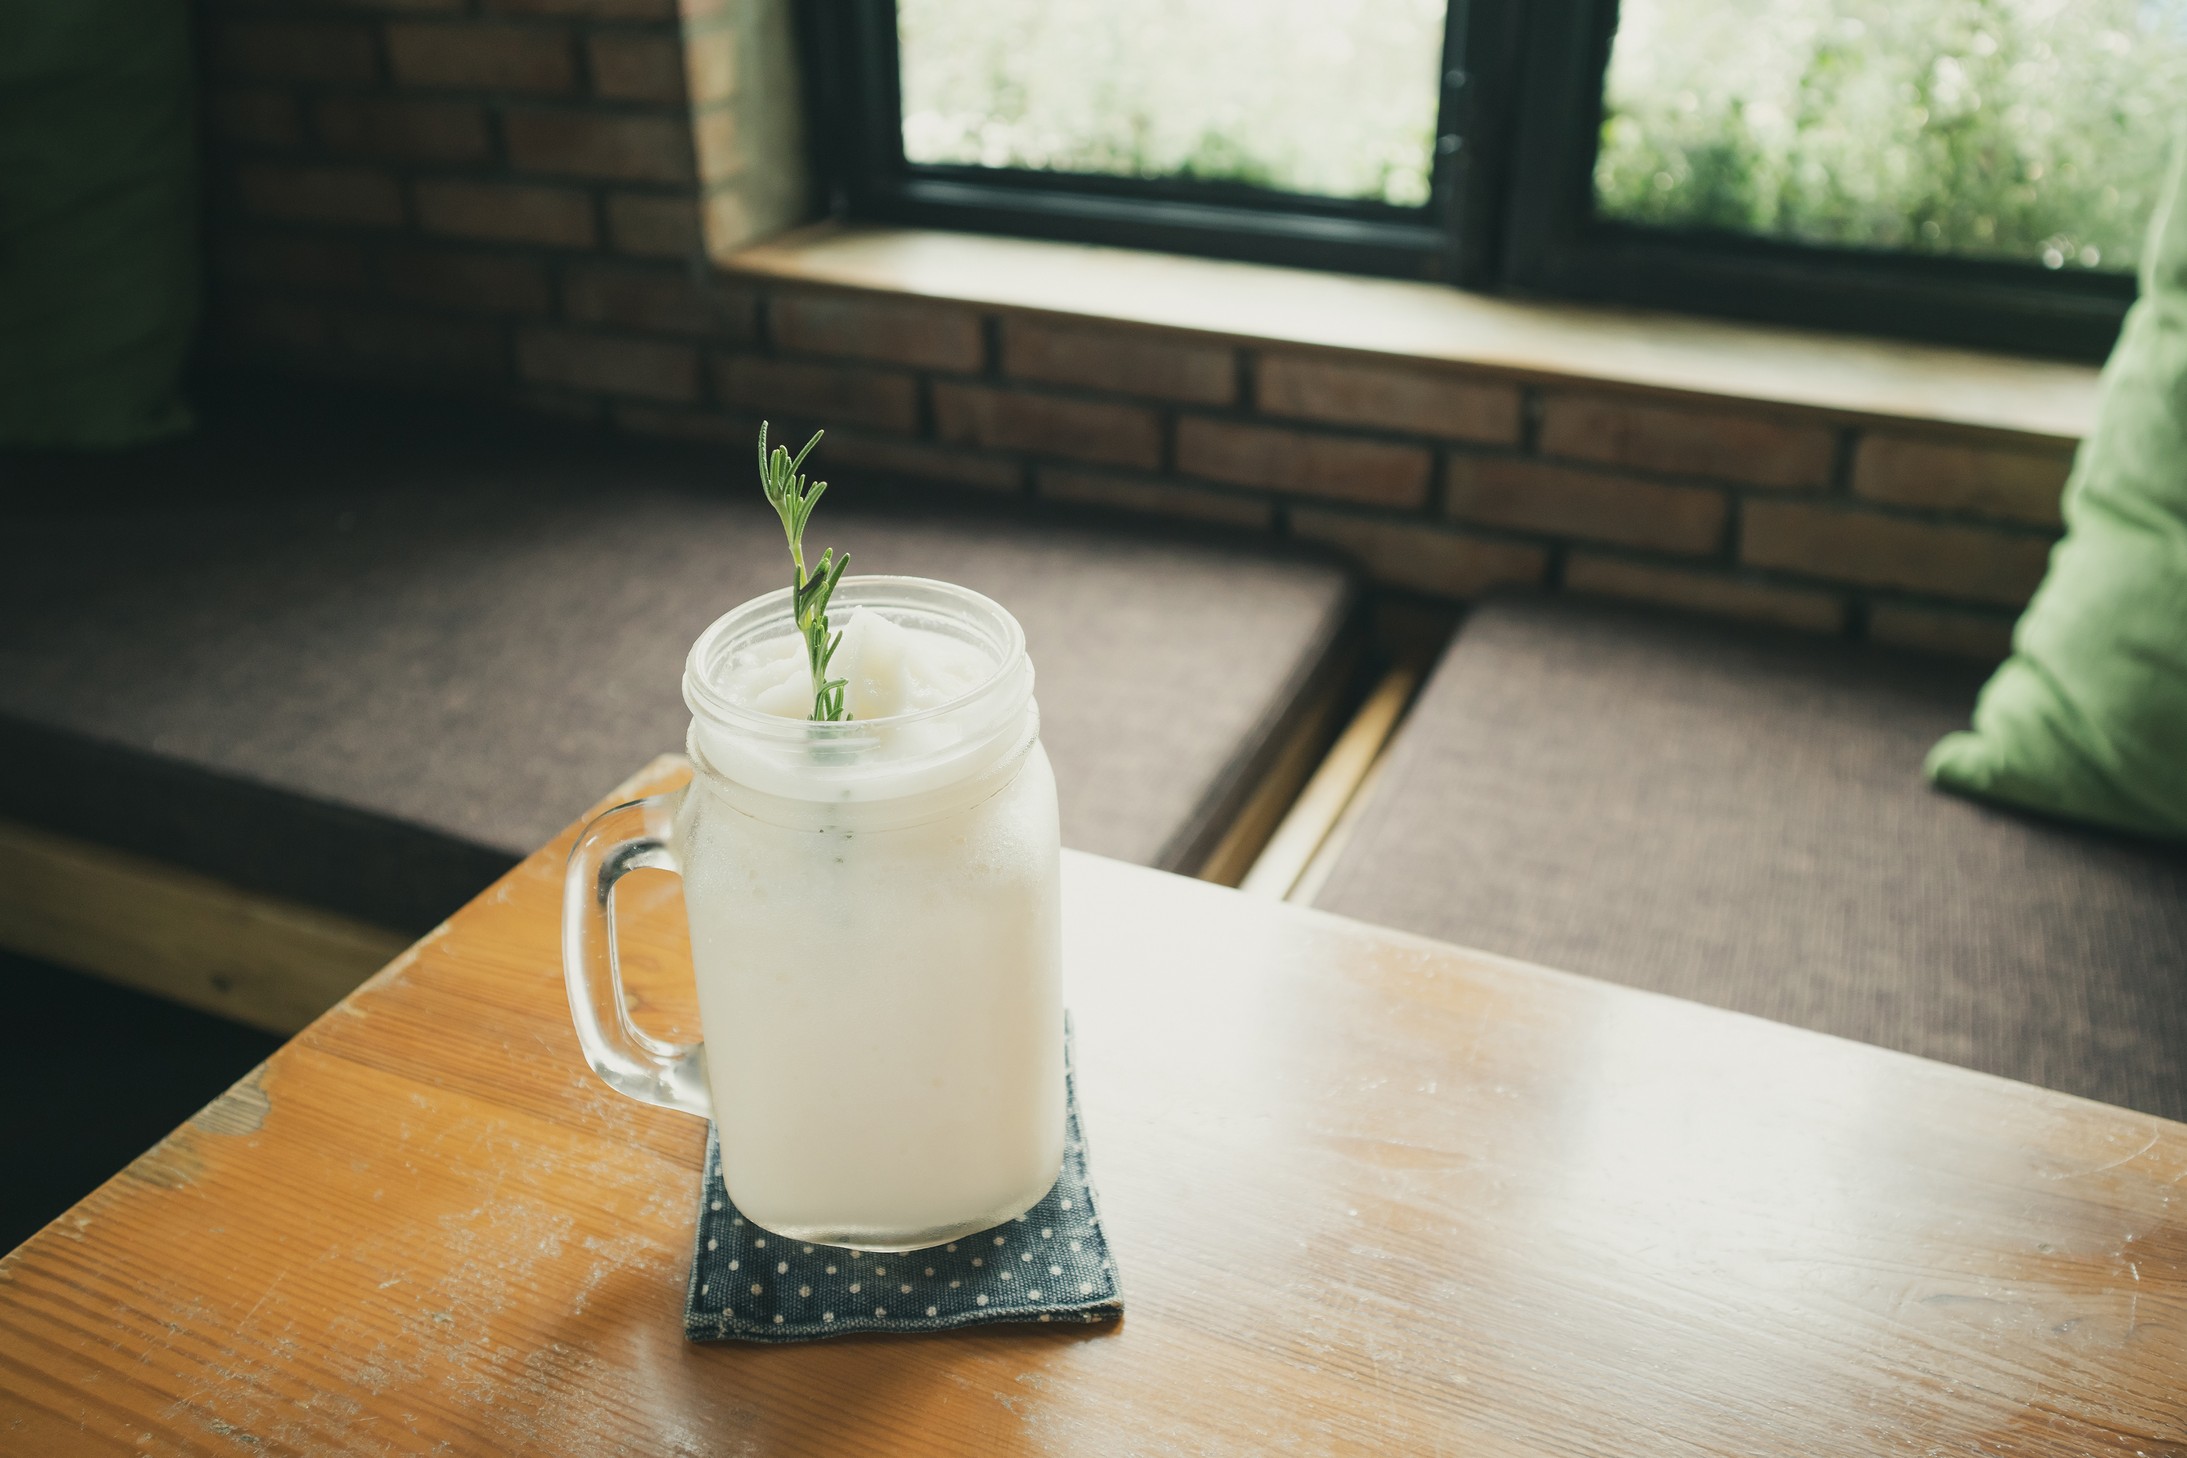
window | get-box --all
[809,0,1466,276]
[895,0,1448,208]
[809,0,2187,357]
[1594,0,2187,276]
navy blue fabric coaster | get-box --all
[684,1034,1122,1342]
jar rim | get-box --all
[682,574,1029,739]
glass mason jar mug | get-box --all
[562,577,1064,1252]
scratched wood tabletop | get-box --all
[2,757,2182,1456]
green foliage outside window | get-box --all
[1596,0,2187,272]
[896,0,1448,208]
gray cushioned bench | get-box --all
[1314,594,2187,1121]
[1,395,1354,934]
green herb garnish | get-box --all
[757,422,851,722]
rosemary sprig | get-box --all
[757,422,851,722]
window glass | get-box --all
[896,0,1449,207]
[1595,0,2187,272]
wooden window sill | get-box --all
[725,223,2100,447]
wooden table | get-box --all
[4,758,2182,1456]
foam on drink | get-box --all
[719,608,993,723]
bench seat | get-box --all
[1,395,1354,933]
[1314,595,2187,1121]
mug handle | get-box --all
[561,792,712,1119]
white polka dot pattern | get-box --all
[683,1024,1121,1343]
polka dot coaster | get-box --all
[684,1031,1121,1343]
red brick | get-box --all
[1289,510,1547,598]
[298,0,468,10]
[683,28,738,105]
[330,306,507,379]
[314,96,492,163]
[379,244,553,314]
[586,31,685,102]
[1866,604,2017,660]
[1037,467,1271,530]
[1740,501,2054,607]
[705,189,812,258]
[1257,353,1521,445]
[483,0,674,16]
[210,90,304,149]
[562,262,756,338]
[701,190,762,257]
[821,433,1026,494]
[1563,554,1844,634]
[1851,434,2072,526]
[1540,392,1837,490]
[214,232,373,291]
[932,383,1160,469]
[501,385,606,425]
[714,355,919,433]
[215,20,379,84]
[693,110,743,185]
[290,0,465,10]
[385,22,576,93]
[219,297,330,356]
[613,402,755,444]
[1446,457,1726,555]
[517,327,700,401]
[606,192,701,258]
[505,108,692,183]
[1001,319,1234,404]
[237,164,405,228]
[414,179,595,247]
[772,292,984,372]
[1176,419,1430,509]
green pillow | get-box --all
[0,0,200,448]
[1925,139,2187,840]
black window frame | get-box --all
[804,0,2140,361]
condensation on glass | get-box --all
[896,0,1449,207]
[1595,0,2187,273]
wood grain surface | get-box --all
[3,756,2181,1456]
[0,817,407,1036]
[1240,663,1421,902]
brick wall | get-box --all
[612,294,2077,659]
[203,0,802,396]
[199,3,2073,661]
